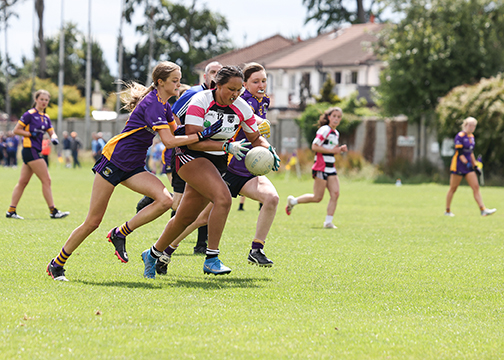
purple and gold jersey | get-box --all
[102,89,175,172]
[18,109,54,152]
[450,131,475,174]
[312,125,339,173]
[183,89,257,156]
[227,89,270,177]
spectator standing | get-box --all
[5,131,19,167]
[62,131,72,168]
[70,131,82,168]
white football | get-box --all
[244,146,274,176]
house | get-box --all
[195,22,385,109]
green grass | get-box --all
[1,164,503,359]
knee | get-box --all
[313,195,324,203]
[85,217,102,231]
[156,192,173,211]
[214,193,232,210]
[330,190,340,200]
[263,193,279,208]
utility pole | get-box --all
[84,0,92,150]
[114,0,125,136]
[57,0,65,137]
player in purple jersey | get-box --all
[46,62,223,281]
[445,117,496,217]
[141,65,277,277]
[286,107,348,228]
[6,89,68,220]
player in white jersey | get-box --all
[286,107,347,228]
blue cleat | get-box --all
[141,249,156,279]
[203,257,232,275]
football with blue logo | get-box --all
[245,146,274,176]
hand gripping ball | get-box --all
[244,146,274,176]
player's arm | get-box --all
[13,121,31,137]
[185,124,224,151]
[158,120,222,149]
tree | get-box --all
[436,74,504,177]
[122,0,232,85]
[303,0,385,31]
[375,0,504,122]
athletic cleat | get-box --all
[136,196,154,213]
[481,208,496,216]
[155,254,171,275]
[46,261,68,281]
[50,209,70,219]
[107,227,128,263]
[247,249,274,267]
[323,222,338,229]
[142,249,157,279]
[6,211,24,219]
[203,257,231,275]
[193,244,207,255]
[285,195,295,215]
[444,212,455,217]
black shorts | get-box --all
[312,170,337,180]
[223,171,255,198]
[171,154,186,194]
[92,156,146,186]
[176,149,227,176]
[22,147,42,164]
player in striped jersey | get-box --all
[286,107,347,228]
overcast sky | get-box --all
[3,0,320,76]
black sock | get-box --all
[197,225,208,246]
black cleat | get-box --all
[107,227,129,263]
[136,196,154,213]
[50,208,70,219]
[6,211,24,219]
[155,254,171,275]
[247,249,274,267]
[46,261,68,281]
[193,244,207,255]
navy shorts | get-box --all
[312,170,337,180]
[176,149,227,176]
[223,171,255,198]
[92,156,146,186]
[22,147,43,164]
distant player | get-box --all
[6,89,68,220]
[445,117,496,217]
[286,107,347,228]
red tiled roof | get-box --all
[196,23,385,71]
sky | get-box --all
[3,0,320,76]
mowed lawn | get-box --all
[1,163,503,359]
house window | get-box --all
[351,71,358,84]
[289,74,296,92]
[334,72,342,84]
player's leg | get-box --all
[323,174,340,228]
[445,173,462,216]
[286,174,327,214]
[240,175,278,267]
[7,162,33,218]
[47,175,115,281]
[465,171,496,216]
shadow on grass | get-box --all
[77,276,271,290]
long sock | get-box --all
[116,222,132,239]
[150,245,162,259]
[446,208,450,213]
[8,206,16,213]
[53,247,71,267]
[49,206,55,214]
[163,245,178,256]
[325,215,333,224]
[251,238,265,250]
[196,225,208,246]
[205,248,219,260]
[480,206,485,211]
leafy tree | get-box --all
[122,0,232,85]
[436,74,504,176]
[315,76,341,103]
[374,0,504,122]
[303,0,386,31]
[9,77,88,119]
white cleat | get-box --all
[481,208,496,216]
[444,212,455,217]
[285,195,295,215]
[323,222,337,229]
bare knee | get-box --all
[214,193,232,211]
[312,195,324,203]
[330,190,340,201]
[156,193,173,211]
[263,193,279,208]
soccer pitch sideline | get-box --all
[1,166,503,359]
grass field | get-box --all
[1,162,503,359]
